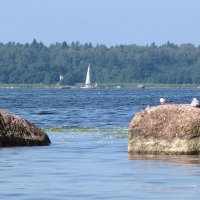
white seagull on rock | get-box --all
[160,97,172,105]
[191,98,200,107]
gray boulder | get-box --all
[0,109,51,147]
[128,104,200,155]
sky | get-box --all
[0,0,200,46]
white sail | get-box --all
[80,64,97,88]
[85,64,91,85]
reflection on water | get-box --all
[128,154,200,165]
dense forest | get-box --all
[0,39,200,85]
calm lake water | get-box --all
[0,88,200,199]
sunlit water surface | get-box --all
[0,88,200,199]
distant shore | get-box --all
[0,83,200,89]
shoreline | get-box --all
[0,83,200,89]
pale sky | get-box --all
[0,0,200,46]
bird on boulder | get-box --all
[160,97,172,105]
[191,98,200,107]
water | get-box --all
[0,88,200,199]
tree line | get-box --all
[0,39,200,85]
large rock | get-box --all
[128,104,200,155]
[0,109,51,147]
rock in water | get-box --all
[128,104,200,155]
[0,109,51,147]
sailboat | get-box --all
[80,64,97,88]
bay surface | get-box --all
[0,88,200,199]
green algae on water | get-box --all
[45,127,128,134]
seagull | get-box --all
[160,97,172,105]
[145,105,150,110]
[191,98,200,107]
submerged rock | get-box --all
[128,104,200,155]
[0,109,51,147]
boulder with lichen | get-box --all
[128,104,200,155]
[0,109,51,147]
